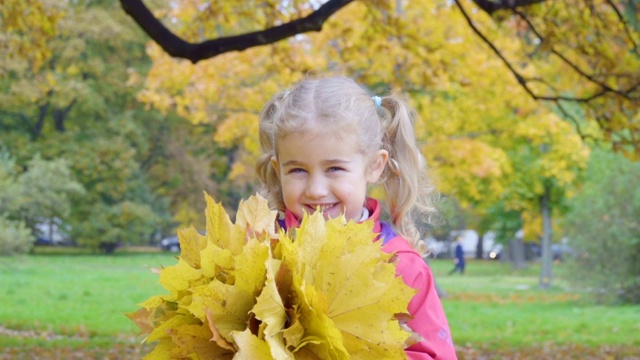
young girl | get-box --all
[256,76,457,359]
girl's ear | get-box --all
[270,156,281,179]
[366,149,389,183]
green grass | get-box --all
[1,254,639,355]
[430,259,640,349]
[0,251,175,350]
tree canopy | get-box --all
[1,0,638,266]
[121,0,640,157]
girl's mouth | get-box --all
[305,203,339,214]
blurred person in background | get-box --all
[448,236,465,275]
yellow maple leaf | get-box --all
[251,257,294,359]
[166,322,233,359]
[177,226,207,269]
[142,339,173,360]
[203,192,234,250]
[158,258,202,295]
[232,328,273,360]
[199,241,233,279]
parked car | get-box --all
[160,235,180,252]
[34,236,54,246]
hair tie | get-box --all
[372,96,382,108]
[388,158,400,175]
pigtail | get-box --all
[256,93,287,212]
[379,96,438,251]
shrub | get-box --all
[563,150,640,304]
[0,214,34,255]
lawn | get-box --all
[430,260,640,350]
[1,251,639,359]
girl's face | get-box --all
[271,129,388,221]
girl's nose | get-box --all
[305,174,328,199]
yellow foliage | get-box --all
[128,193,415,359]
[521,208,565,243]
[521,211,542,242]
[135,0,613,226]
[427,137,513,207]
[1,0,64,72]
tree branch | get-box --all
[471,0,547,15]
[455,0,639,104]
[454,0,537,99]
[512,8,633,100]
[553,100,600,143]
[603,0,639,54]
[34,101,50,141]
[53,99,77,133]
[119,0,354,63]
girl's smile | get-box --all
[271,130,387,221]
[305,203,338,213]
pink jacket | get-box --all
[283,198,458,359]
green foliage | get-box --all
[0,148,19,212]
[15,154,85,227]
[563,149,640,304]
[0,0,175,252]
[0,214,34,255]
[52,122,170,250]
[484,202,523,244]
[0,148,83,252]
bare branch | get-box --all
[119,0,353,63]
[454,0,538,98]
[456,0,639,105]
[553,101,601,143]
[471,0,547,15]
[512,8,632,99]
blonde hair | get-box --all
[256,76,438,251]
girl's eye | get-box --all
[288,168,306,174]
[327,166,344,172]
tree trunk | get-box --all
[53,99,76,133]
[32,101,50,140]
[539,182,553,289]
[476,233,484,259]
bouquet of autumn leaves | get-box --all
[128,193,417,359]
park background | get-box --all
[1,0,639,359]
